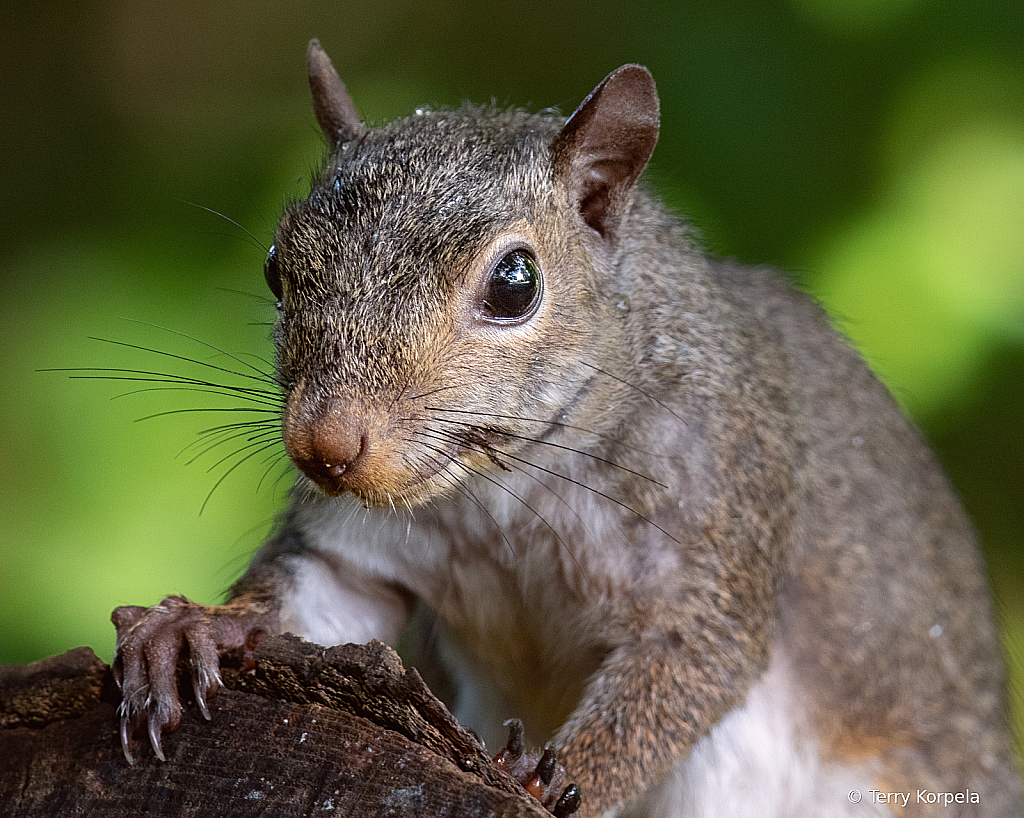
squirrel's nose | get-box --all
[285,402,369,495]
[300,430,366,485]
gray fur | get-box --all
[115,46,1021,817]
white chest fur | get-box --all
[278,481,891,818]
[620,650,890,818]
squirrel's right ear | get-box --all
[551,65,659,240]
[307,39,365,146]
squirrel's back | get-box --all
[706,257,1021,809]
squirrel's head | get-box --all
[269,40,660,507]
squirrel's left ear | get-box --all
[307,39,365,146]
[551,65,659,240]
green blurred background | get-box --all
[1,0,1021,738]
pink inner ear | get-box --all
[576,164,624,237]
[551,65,660,239]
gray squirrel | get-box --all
[111,40,1022,817]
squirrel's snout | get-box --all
[281,387,449,506]
[284,398,372,496]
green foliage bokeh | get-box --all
[0,0,1020,736]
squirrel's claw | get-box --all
[192,674,211,721]
[554,785,582,817]
[118,705,135,765]
[148,717,167,762]
[493,718,527,767]
[494,719,581,815]
[111,594,272,763]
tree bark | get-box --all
[0,634,549,817]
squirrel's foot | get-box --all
[111,595,273,764]
[493,719,582,816]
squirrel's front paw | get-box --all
[493,719,582,816]
[111,594,273,764]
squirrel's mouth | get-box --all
[286,399,515,508]
[292,451,445,508]
[294,444,498,509]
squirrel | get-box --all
[110,39,1022,817]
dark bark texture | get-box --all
[0,635,548,817]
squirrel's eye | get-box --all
[264,244,283,302]
[482,249,541,321]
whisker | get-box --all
[200,439,284,514]
[407,383,462,403]
[427,415,667,489]
[256,456,287,493]
[421,423,678,545]
[258,445,287,465]
[109,383,279,403]
[183,427,281,466]
[579,361,687,424]
[418,427,596,547]
[493,447,678,545]
[203,433,283,474]
[423,406,672,462]
[194,418,280,437]
[43,367,280,399]
[408,438,519,565]
[215,286,276,306]
[104,384,282,409]
[102,322,278,382]
[207,344,280,374]
[134,407,281,422]
[180,420,267,452]
[407,429,584,579]
[179,199,271,254]
[180,430,252,462]
[179,420,279,459]
[429,455,532,623]
[47,315,291,507]
[269,459,297,494]
[388,367,416,414]
[471,465,589,588]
